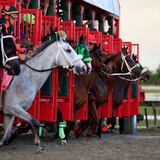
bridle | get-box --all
[101,52,146,81]
[0,33,19,66]
[22,41,74,72]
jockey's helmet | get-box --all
[1,5,18,21]
[88,34,96,45]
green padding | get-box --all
[59,76,68,96]
[83,57,92,62]
[23,14,35,24]
[131,82,137,98]
[41,74,52,95]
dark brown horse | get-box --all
[64,36,114,139]
[108,51,149,133]
[74,46,149,138]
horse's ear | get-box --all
[97,44,101,49]
[79,35,83,43]
[132,53,137,61]
[2,25,6,35]
[55,27,58,32]
[50,26,54,34]
[83,36,87,41]
[93,43,97,49]
[50,26,57,41]
[122,45,128,55]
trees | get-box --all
[141,65,160,85]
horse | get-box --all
[0,25,20,75]
[63,36,114,139]
[74,46,149,138]
[107,48,149,133]
[0,30,88,152]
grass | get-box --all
[138,105,160,128]
[139,106,160,115]
[142,90,160,93]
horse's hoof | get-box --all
[73,131,81,139]
[86,133,92,138]
[61,139,67,145]
[35,145,44,153]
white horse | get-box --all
[0,31,87,152]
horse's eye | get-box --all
[67,49,71,53]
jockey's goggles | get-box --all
[10,14,18,20]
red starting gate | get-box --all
[0,1,141,127]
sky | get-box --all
[119,0,160,71]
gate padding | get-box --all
[39,70,58,122]
[58,71,74,121]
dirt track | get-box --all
[0,128,160,160]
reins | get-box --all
[21,61,73,72]
[21,61,59,72]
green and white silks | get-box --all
[76,42,92,62]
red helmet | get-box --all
[88,34,96,44]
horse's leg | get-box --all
[87,101,99,137]
[56,107,67,144]
[0,114,15,146]
[3,105,43,152]
[65,120,75,139]
[119,117,124,134]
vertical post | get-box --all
[85,8,94,30]
[97,13,105,32]
[61,0,69,20]
[144,108,149,128]
[152,104,157,127]
[46,0,55,15]
[107,16,113,35]
[75,3,83,26]
[30,0,39,9]
[114,19,120,38]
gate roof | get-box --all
[82,0,120,17]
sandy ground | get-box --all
[0,128,160,160]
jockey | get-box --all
[0,5,27,56]
[76,35,92,73]
[0,5,31,91]
[88,34,96,51]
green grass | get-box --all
[138,105,160,128]
[139,106,160,115]
[144,90,160,93]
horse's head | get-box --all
[54,31,87,75]
[112,46,149,81]
[0,25,20,75]
[131,53,149,81]
[89,44,114,74]
[76,35,92,74]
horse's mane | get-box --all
[30,30,66,58]
[32,38,55,57]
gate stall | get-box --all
[0,0,141,132]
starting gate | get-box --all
[0,0,141,130]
